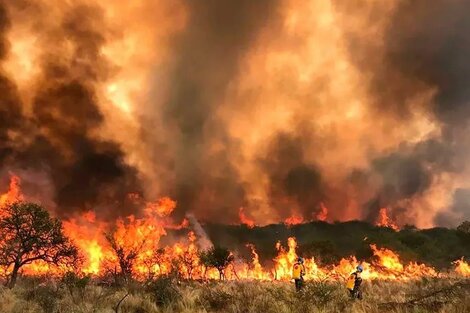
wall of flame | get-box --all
[1,176,469,280]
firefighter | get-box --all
[346,265,363,299]
[292,257,306,291]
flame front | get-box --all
[376,208,399,231]
[284,215,304,227]
[0,174,23,208]
[239,207,255,228]
[316,203,328,221]
[0,175,467,281]
[454,258,470,277]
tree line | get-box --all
[1,201,469,288]
[0,202,237,288]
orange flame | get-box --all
[0,174,467,281]
[284,215,304,226]
[376,208,399,231]
[244,244,270,280]
[371,244,404,272]
[145,197,177,217]
[0,175,23,207]
[316,202,328,221]
[273,237,298,280]
[239,207,255,228]
[454,258,470,277]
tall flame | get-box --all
[454,258,470,277]
[0,175,23,207]
[239,207,255,228]
[316,202,328,221]
[0,175,466,281]
[376,208,399,231]
[284,215,304,227]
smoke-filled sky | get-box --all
[1,0,470,228]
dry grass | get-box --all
[0,277,468,313]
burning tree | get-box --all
[178,247,199,280]
[142,248,166,280]
[0,202,78,288]
[200,246,234,280]
[105,232,146,281]
[102,200,170,282]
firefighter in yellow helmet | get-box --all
[346,265,363,299]
[292,257,306,291]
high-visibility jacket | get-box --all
[346,271,362,290]
[292,262,305,279]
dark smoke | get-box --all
[260,132,325,220]
[0,2,23,165]
[142,0,470,225]
[374,153,430,199]
[360,151,431,223]
[436,188,470,227]
[384,0,470,126]
[334,0,470,226]
[383,0,470,226]
[2,0,470,228]
[143,0,281,221]
[0,2,142,217]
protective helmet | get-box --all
[297,257,304,264]
[356,265,363,272]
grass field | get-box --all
[0,276,468,313]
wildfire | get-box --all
[376,208,399,231]
[146,197,177,217]
[284,215,304,226]
[62,212,109,275]
[273,237,298,280]
[371,244,403,272]
[0,175,467,282]
[285,203,328,226]
[454,258,470,277]
[316,202,328,221]
[0,175,23,207]
[245,244,270,280]
[239,207,255,228]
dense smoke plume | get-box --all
[1,0,470,228]
[0,1,141,218]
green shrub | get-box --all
[296,281,342,308]
[62,272,90,289]
[119,294,158,313]
[146,276,181,307]
[61,272,91,305]
[199,285,234,311]
[22,284,62,313]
